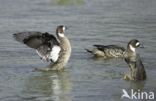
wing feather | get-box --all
[13,31,61,63]
[13,31,59,49]
[93,44,125,57]
[94,45,125,51]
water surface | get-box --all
[0,0,156,101]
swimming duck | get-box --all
[85,44,125,58]
[13,25,71,71]
[123,39,146,81]
[86,39,146,80]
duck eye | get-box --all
[135,42,140,46]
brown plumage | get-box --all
[13,25,71,71]
[86,45,125,58]
[124,39,146,81]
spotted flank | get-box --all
[86,45,125,58]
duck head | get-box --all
[56,25,67,38]
[127,39,140,52]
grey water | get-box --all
[0,0,156,101]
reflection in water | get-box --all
[54,0,84,5]
[22,70,72,101]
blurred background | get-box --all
[0,0,156,101]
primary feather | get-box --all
[13,31,61,62]
[13,32,59,49]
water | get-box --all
[0,0,156,101]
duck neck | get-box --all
[129,45,135,52]
[57,33,65,41]
[127,45,136,55]
[131,58,146,80]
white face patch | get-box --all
[49,45,61,62]
[135,42,140,47]
[63,26,66,32]
[58,33,64,37]
[129,45,135,52]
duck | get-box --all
[123,39,146,81]
[85,39,146,81]
[13,25,72,71]
[85,44,125,58]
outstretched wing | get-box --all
[13,31,61,63]
[36,44,61,63]
[13,31,59,49]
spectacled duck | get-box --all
[13,25,71,71]
[86,39,146,81]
